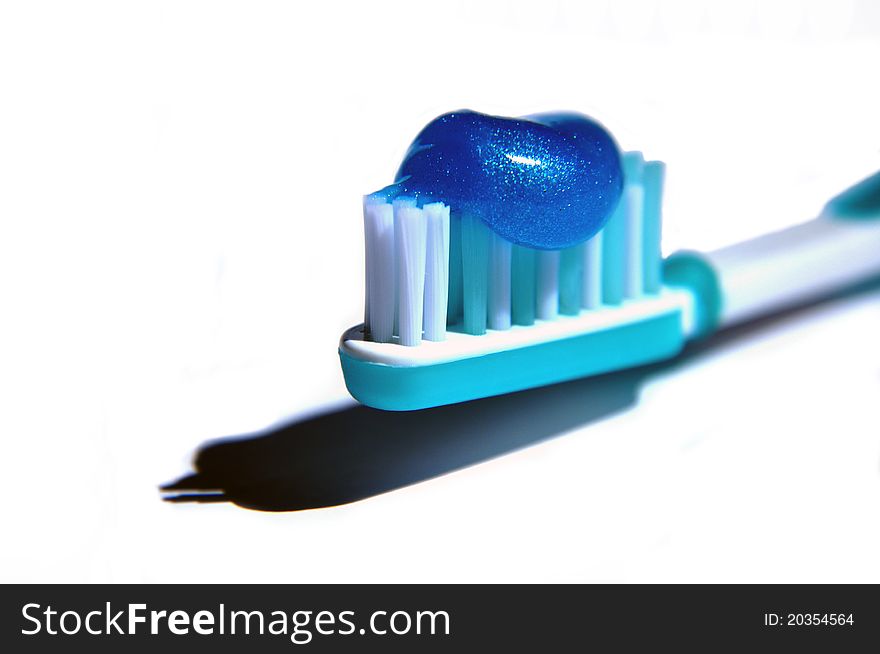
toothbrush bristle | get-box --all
[362,198,395,343]
[511,245,536,326]
[488,233,512,330]
[422,202,450,342]
[393,199,427,347]
[559,244,583,316]
[536,250,560,321]
[362,151,665,346]
[582,231,603,309]
[460,212,490,336]
[623,152,646,299]
[641,161,666,294]
[446,215,463,323]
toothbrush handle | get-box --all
[664,170,880,336]
[704,214,880,328]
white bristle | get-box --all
[582,230,603,309]
[624,183,645,298]
[363,198,373,327]
[423,202,450,341]
[364,200,395,343]
[536,249,560,321]
[394,200,427,346]
[488,232,512,330]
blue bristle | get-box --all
[559,244,583,315]
[460,213,489,335]
[642,161,665,294]
[511,245,537,326]
[601,198,626,305]
[447,212,464,323]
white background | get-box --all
[1,0,879,582]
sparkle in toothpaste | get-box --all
[506,154,543,167]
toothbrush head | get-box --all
[342,111,688,411]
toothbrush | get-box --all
[340,110,880,411]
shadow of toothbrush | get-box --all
[161,366,643,512]
[161,279,880,512]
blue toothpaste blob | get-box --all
[394,110,623,250]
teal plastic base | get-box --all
[340,308,685,411]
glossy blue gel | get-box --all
[393,110,623,250]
